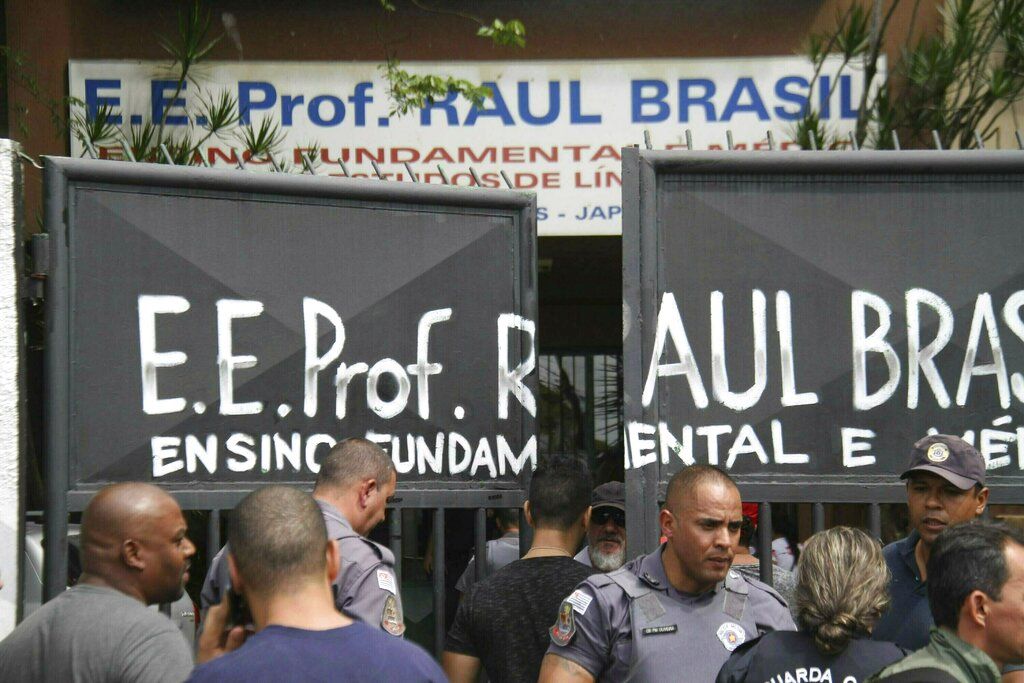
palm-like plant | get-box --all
[798,0,1024,150]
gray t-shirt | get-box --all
[455,532,520,592]
[0,584,194,683]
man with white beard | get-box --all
[574,482,627,572]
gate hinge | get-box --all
[24,233,49,301]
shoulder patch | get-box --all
[376,569,397,594]
[381,593,405,636]
[549,600,577,646]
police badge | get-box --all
[549,600,577,646]
[716,622,746,651]
[381,594,406,636]
[927,443,950,463]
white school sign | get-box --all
[69,57,874,236]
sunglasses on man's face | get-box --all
[591,508,625,527]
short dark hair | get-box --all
[528,455,592,531]
[494,508,519,530]
[739,515,756,548]
[665,465,738,512]
[927,520,1024,630]
[313,438,395,494]
[228,485,329,593]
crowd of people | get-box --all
[0,434,1022,682]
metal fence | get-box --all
[30,127,1024,657]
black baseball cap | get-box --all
[591,481,624,511]
[899,434,986,490]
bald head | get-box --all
[81,483,178,554]
[665,465,739,512]
[79,482,194,605]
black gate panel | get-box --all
[43,158,537,608]
[623,149,1024,553]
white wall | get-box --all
[0,139,24,637]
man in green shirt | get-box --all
[870,521,1024,683]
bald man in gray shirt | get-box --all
[0,483,195,682]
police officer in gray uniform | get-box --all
[200,438,405,635]
[540,465,796,682]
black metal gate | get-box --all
[622,146,1024,581]
[42,156,537,654]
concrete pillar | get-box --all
[0,139,25,637]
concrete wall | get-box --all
[0,139,24,636]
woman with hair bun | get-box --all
[717,526,908,683]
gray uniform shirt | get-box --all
[0,584,194,683]
[547,546,796,682]
[200,500,404,636]
[455,532,520,592]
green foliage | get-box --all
[157,0,221,72]
[70,103,119,152]
[235,117,284,160]
[66,1,280,166]
[382,59,493,117]
[378,1,526,117]
[799,0,1024,149]
[1,45,78,142]
[34,0,530,165]
[477,19,526,48]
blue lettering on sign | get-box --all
[281,95,305,126]
[569,81,601,124]
[721,77,769,121]
[465,82,515,126]
[818,76,831,119]
[631,80,669,123]
[347,82,374,127]
[78,71,863,133]
[518,81,560,125]
[774,76,809,120]
[151,80,190,125]
[840,74,857,118]
[309,95,345,126]
[679,79,716,123]
[238,81,277,124]
[420,89,459,126]
[85,79,123,124]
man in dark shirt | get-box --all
[443,455,596,683]
[872,434,988,651]
[190,485,445,683]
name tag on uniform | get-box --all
[641,625,678,636]
[566,589,593,615]
[376,569,397,594]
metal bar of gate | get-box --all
[389,510,402,586]
[208,510,221,554]
[812,502,825,534]
[585,355,596,456]
[433,508,445,656]
[475,508,487,581]
[44,162,70,602]
[867,503,882,540]
[757,502,773,585]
